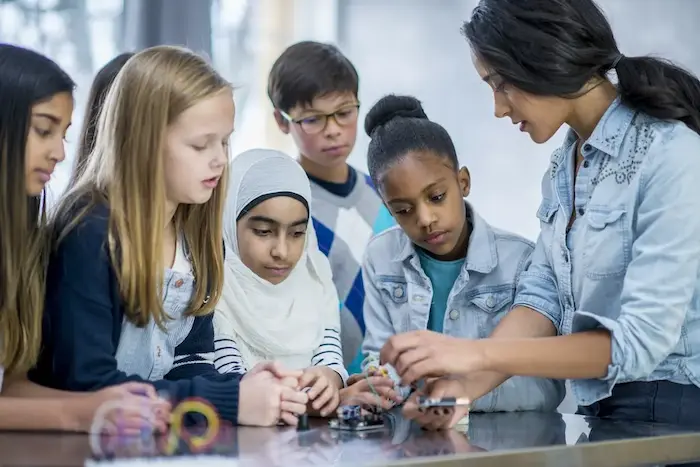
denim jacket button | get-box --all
[393,286,404,299]
[174,279,184,288]
[485,296,495,308]
[449,309,459,320]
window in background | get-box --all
[0,0,123,202]
[211,0,253,111]
[211,0,259,157]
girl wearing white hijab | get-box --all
[214,149,348,417]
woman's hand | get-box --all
[298,367,342,417]
[339,374,403,410]
[380,330,487,385]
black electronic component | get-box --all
[297,413,310,432]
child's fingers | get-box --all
[278,376,299,389]
[356,376,395,391]
[279,411,299,426]
[99,405,156,435]
[297,370,317,389]
[341,391,391,410]
[319,389,340,417]
[346,374,364,386]
[280,399,307,416]
[374,385,402,403]
[265,361,304,380]
[306,377,327,400]
[400,391,423,418]
[280,386,309,405]
[311,385,335,413]
[117,382,158,399]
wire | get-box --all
[165,397,220,455]
[340,364,408,413]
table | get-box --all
[2,412,700,467]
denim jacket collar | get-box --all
[393,202,498,274]
[556,97,637,166]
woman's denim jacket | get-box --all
[513,98,700,407]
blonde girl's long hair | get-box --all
[53,46,230,328]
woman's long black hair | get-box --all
[463,0,700,134]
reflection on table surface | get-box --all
[1,411,700,467]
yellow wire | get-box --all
[164,397,220,455]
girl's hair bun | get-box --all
[364,94,428,136]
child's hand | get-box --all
[365,365,389,378]
[298,367,342,417]
[339,374,402,410]
[75,382,170,434]
[277,374,308,425]
[238,371,308,426]
[402,377,470,431]
[245,361,303,382]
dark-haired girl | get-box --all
[0,43,166,432]
[361,94,564,425]
[382,0,700,429]
[70,52,134,187]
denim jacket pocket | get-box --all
[583,208,630,279]
[536,200,559,253]
[376,276,408,304]
[471,289,514,314]
[376,276,410,333]
[469,288,515,338]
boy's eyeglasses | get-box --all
[279,103,360,135]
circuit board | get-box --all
[328,405,385,432]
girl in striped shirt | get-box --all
[214,149,347,417]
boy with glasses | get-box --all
[268,41,394,373]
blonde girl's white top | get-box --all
[213,149,347,384]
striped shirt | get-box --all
[214,327,348,384]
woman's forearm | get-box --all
[461,306,560,400]
[483,330,612,380]
[491,306,559,339]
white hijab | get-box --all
[215,149,340,370]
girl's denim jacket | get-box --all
[361,204,565,412]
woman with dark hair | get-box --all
[70,52,134,186]
[380,0,700,429]
[0,44,167,432]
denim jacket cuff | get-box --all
[511,296,561,332]
[573,311,625,384]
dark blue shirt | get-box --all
[30,203,241,423]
